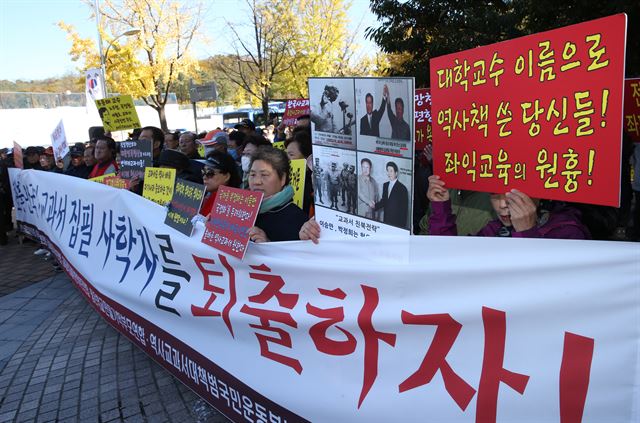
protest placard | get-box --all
[103,175,130,190]
[311,77,414,239]
[165,179,205,236]
[282,98,310,126]
[119,139,152,180]
[272,141,285,151]
[95,94,141,132]
[142,167,176,206]
[13,141,23,169]
[430,14,627,207]
[89,172,116,184]
[201,186,262,260]
[414,88,432,151]
[624,78,640,143]
[50,119,69,161]
[289,159,307,209]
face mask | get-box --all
[241,155,251,172]
[229,148,238,160]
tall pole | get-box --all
[94,0,108,98]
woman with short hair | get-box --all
[247,147,307,242]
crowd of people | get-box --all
[1,116,639,249]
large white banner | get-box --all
[8,168,640,423]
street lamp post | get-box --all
[94,0,140,98]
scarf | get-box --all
[259,185,294,214]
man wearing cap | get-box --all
[65,144,91,179]
[235,119,256,136]
[23,146,42,170]
[39,147,59,172]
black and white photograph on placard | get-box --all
[309,78,356,150]
[312,145,357,214]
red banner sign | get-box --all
[430,14,627,207]
[202,186,263,260]
[283,98,310,127]
[414,88,432,151]
[624,78,640,143]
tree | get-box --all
[59,0,205,130]
[367,0,639,88]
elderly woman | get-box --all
[426,175,590,239]
[199,151,241,216]
[248,147,307,242]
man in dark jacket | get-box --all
[64,144,91,179]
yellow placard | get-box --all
[289,159,306,209]
[142,167,176,205]
[197,143,205,158]
[272,141,285,151]
[95,95,141,132]
[89,172,117,184]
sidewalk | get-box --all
[0,230,230,423]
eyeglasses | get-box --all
[202,169,221,178]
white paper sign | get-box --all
[50,119,69,161]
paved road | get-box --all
[0,231,230,423]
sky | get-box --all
[0,0,380,82]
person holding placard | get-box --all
[199,151,241,217]
[426,175,590,239]
[88,137,119,178]
[247,147,307,242]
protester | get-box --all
[202,130,229,156]
[64,144,91,179]
[138,126,165,165]
[39,147,59,172]
[23,146,42,170]
[83,145,97,169]
[179,132,202,159]
[164,131,180,150]
[426,175,591,239]
[88,137,118,178]
[235,118,257,136]
[228,130,245,163]
[284,128,314,215]
[247,147,307,242]
[199,151,241,216]
[240,134,271,188]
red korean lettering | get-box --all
[306,288,356,355]
[476,307,530,423]
[357,285,396,408]
[240,264,301,374]
[399,311,476,411]
[559,332,594,423]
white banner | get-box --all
[8,168,640,423]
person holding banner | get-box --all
[427,175,590,239]
[88,137,118,178]
[199,151,241,217]
[247,147,307,242]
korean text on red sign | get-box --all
[202,186,263,260]
[430,14,627,207]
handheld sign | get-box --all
[165,179,205,236]
[142,167,176,206]
[430,14,627,207]
[50,120,69,161]
[119,139,152,180]
[95,95,141,132]
[13,142,23,169]
[624,78,640,143]
[201,186,263,260]
[272,141,285,151]
[289,159,307,209]
[414,88,432,151]
[89,172,116,184]
[102,175,130,190]
[283,98,310,126]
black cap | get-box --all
[25,146,39,155]
[70,145,85,156]
[157,149,190,171]
[234,119,256,131]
